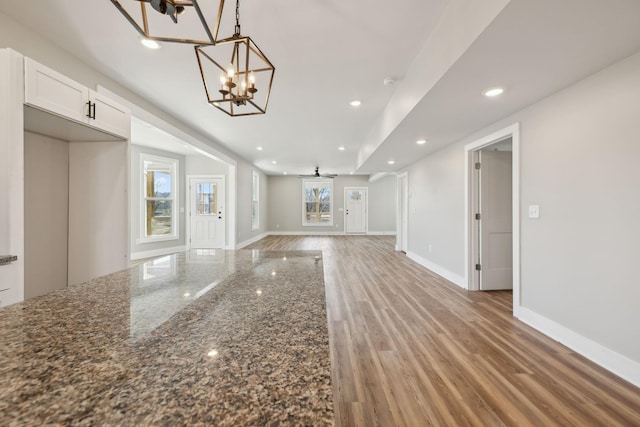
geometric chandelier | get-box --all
[194,0,275,116]
[110,0,223,45]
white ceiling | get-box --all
[1,0,640,176]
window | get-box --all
[302,179,333,226]
[140,154,178,242]
[252,170,260,230]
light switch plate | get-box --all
[528,205,540,219]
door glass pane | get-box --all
[350,191,362,201]
[196,182,216,216]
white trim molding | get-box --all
[517,307,640,388]
[130,245,187,261]
[270,231,345,236]
[367,231,397,236]
[406,250,466,289]
[464,123,520,303]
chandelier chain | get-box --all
[235,0,241,34]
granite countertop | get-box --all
[0,255,18,265]
[0,250,333,426]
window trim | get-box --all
[138,153,179,244]
[301,178,334,227]
[251,170,260,231]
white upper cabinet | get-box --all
[24,57,130,139]
[90,90,131,138]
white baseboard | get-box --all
[516,306,640,388]
[267,231,397,237]
[236,232,269,249]
[406,250,466,289]
[130,245,186,260]
[269,231,346,236]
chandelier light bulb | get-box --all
[227,65,234,79]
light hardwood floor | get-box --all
[246,235,640,426]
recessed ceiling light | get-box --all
[349,172,354,175]
[140,38,160,49]
[416,139,427,145]
[388,160,395,165]
[283,172,287,175]
[350,100,362,107]
[338,146,345,151]
[272,161,277,164]
[483,87,504,97]
[256,146,263,151]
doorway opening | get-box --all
[465,124,520,312]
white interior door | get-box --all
[479,151,513,290]
[189,177,225,249]
[345,187,367,233]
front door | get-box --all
[189,177,225,249]
[345,187,367,233]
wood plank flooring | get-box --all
[245,235,640,426]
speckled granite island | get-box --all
[0,250,333,426]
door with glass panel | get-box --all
[345,187,367,233]
[189,177,225,248]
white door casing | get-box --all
[464,123,520,312]
[479,150,513,290]
[345,187,367,233]
[397,173,409,252]
[189,176,225,249]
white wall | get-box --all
[186,155,228,176]
[368,175,398,233]
[268,175,396,234]
[130,145,186,257]
[405,146,466,279]
[403,50,640,381]
[236,161,269,246]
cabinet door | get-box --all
[24,57,89,123]
[0,263,18,307]
[89,90,131,139]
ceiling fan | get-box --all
[298,167,338,179]
[135,0,191,23]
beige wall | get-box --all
[24,132,69,298]
[68,140,128,285]
[268,175,396,234]
[404,51,640,368]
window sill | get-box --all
[136,235,180,244]
[302,223,334,227]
